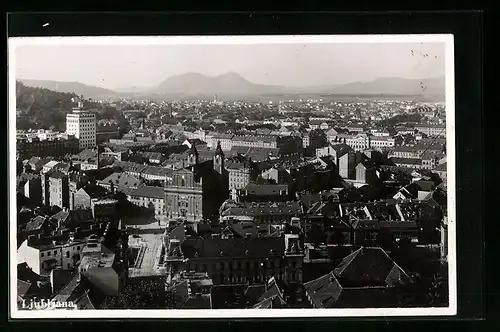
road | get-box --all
[128,230,164,278]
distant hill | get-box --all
[156,72,285,97]
[114,86,155,93]
[15,81,78,131]
[329,77,445,96]
[18,79,117,98]
[18,74,446,101]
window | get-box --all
[48,251,51,256]
[66,251,70,258]
[41,252,44,258]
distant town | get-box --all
[15,81,449,310]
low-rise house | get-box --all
[17,236,87,276]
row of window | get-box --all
[41,246,80,258]
[189,259,283,272]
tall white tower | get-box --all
[66,96,96,149]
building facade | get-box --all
[66,99,97,149]
[16,136,80,160]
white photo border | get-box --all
[8,34,456,319]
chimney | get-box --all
[27,234,35,245]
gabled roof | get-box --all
[18,279,36,298]
[333,247,409,287]
[244,284,266,304]
[99,172,142,188]
[303,272,343,308]
[68,209,94,224]
[17,262,43,283]
[78,185,109,199]
[257,277,283,303]
[415,179,437,192]
[182,294,212,309]
[130,185,164,199]
[24,216,47,232]
[50,209,70,225]
[252,294,288,308]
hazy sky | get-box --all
[14,42,445,89]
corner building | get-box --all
[66,97,96,149]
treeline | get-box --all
[15,81,126,132]
[16,81,79,131]
[376,113,423,128]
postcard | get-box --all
[9,34,456,318]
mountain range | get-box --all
[18,72,445,99]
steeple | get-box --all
[215,141,224,158]
[187,143,199,166]
[213,141,224,175]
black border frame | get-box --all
[5,11,484,326]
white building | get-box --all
[17,238,86,276]
[344,133,371,152]
[370,136,396,149]
[37,129,58,141]
[66,98,96,149]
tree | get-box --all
[100,278,181,309]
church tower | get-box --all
[187,143,199,166]
[213,141,224,175]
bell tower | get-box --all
[213,141,224,175]
[187,143,199,166]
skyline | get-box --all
[14,41,446,90]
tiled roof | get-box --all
[99,172,142,188]
[390,157,421,166]
[181,237,285,259]
[49,171,67,179]
[252,294,288,308]
[257,278,283,302]
[79,185,109,199]
[18,279,35,298]
[52,273,81,302]
[50,209,70,224]
[141,151,164,160]
[221,201,301,217]
[130,185,164,199]
[182,294,212,309]
[393,146,419,153]
[333,247,409,287]
[244,284,266,304]
[142,166,173,177]
[303,272,343,308]
[433,162,447,171]
[242,183,288,196]
[17,262,43,283]
[24,216,47,232]
[68,209,94,224]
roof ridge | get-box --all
[334,247,363,276]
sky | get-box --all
[14,41,446,89]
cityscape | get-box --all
[12,39,451,314]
